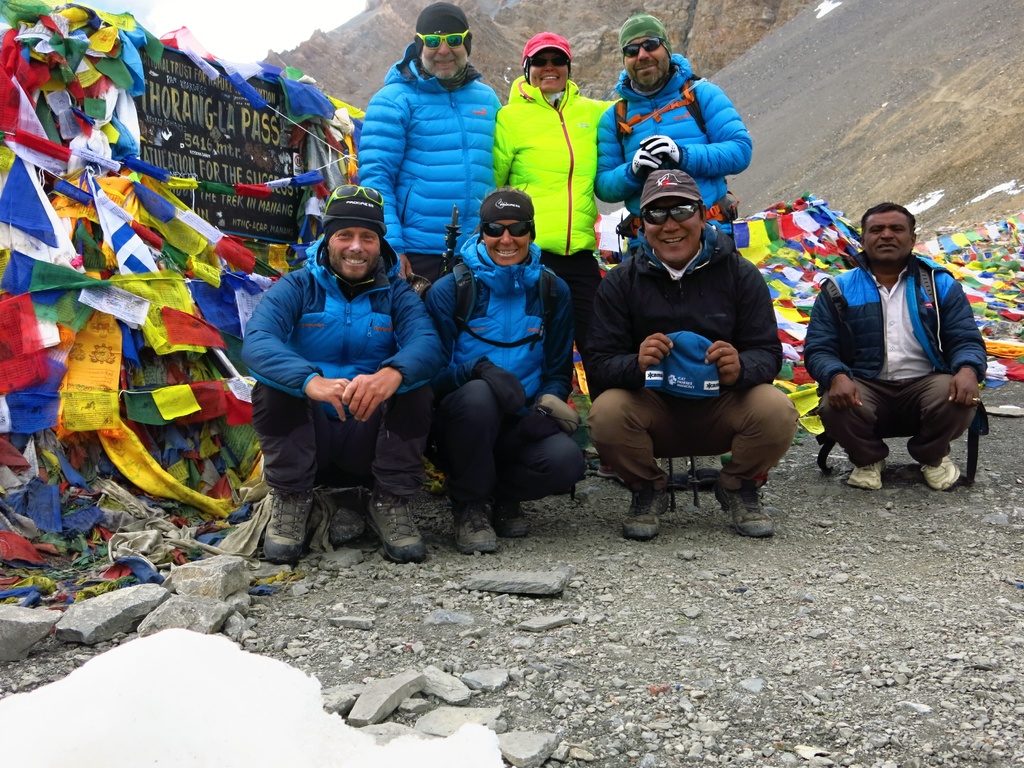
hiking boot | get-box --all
[622,483,667,541]
[922,455,960,491]
[492,499,529,538]
[313,487,366,547]
[847,460,885,490]
[367,488,425,563]
[263,489,313,564]
[714,480,775,538]
[453,500,498,554]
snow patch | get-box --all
[906,190,945,215]
[0,629,503,768]
[969,180,1022,204]
[816,1,843,18]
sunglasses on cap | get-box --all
[641,203,699,225]
[481,221,533,238]
[530,54,570,67]
[417,30,469,49]
[327,184,384,207]
[622,37,665,57]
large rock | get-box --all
[415,706,503,737]
[498,731,559,768]
[360,722,436,745]
[323,683,365,715]
[0,604,60,661]
[137,595,235,636]
[167,555,250,600]
[422,665,473,705]
[462,570,569,596]
[347,669,426,727]
[55,584,170,645]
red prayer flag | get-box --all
[0,293,49,393]
[161,306,227,349]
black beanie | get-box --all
[415,2,472,55]
[322,191,386,240]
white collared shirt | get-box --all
[873,269,935,381]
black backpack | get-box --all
[451,261,558,349]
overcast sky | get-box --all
[88,0,367,62]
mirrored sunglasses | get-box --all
[327,184,384,207]
[417,30,468,49]
[531,54,570,67]
[481,221,533,238]
[622,37,665,58]
[641,204,699,225]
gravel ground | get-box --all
[2,382,1022,767]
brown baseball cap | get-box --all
[640,170,702,209]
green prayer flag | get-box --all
[123,390,173,425]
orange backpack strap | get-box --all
[615,77,707,143]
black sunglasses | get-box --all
[531,54,570,67]
[622,37,665,58]
[641,204,699,225]
[481,221,533,238]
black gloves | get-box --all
[472,359,526,414]
[517,407,562,441]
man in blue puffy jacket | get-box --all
[805,203,986,492]
[596,13,752,237]
[425,188,585,554]
[359,2,501,284]
[242,185,445,565]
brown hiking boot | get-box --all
[263,489,313,564]
[492,499,529,538]
[453,500,498,554]
[622,483,667,541]
[714,480,775,538]
[367,488,425,563]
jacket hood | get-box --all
[637,222,723,275]
[615,53,694,102]
[387,43,484,92]
[507,75,580,107]
[460,235,543,295]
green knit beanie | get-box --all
[618,13,671,55]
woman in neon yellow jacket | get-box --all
[493,32,611,366]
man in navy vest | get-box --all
[805,202,986,491]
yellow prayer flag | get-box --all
[787,386,821,417]
[268,244,291,273]
[166,460,189,483]
[188,257,222,287]
[60,390,121,432]
[768,279,793,298]
[776,306,807,324]
[747,219,771,248]
[167,177,200,190]
[75,59,103,89]
[950,233,972,248]
[152,384,202,420]
[63,311,121,391]
[739,245,771,265]
[87,26,120,53]
[99,429,234,519]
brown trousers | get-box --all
[588,384,799,490]
[816,374,976,468]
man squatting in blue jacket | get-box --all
[242,186,446,565]
[805,203,987,492]
[425,189,586,554]
[358,2,501,283]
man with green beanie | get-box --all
[595,12,752,239]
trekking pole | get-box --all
[441,205,460,276]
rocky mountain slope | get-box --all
[717,0,1024,234]
[272,0,812,105]
[272,0,1024,235]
